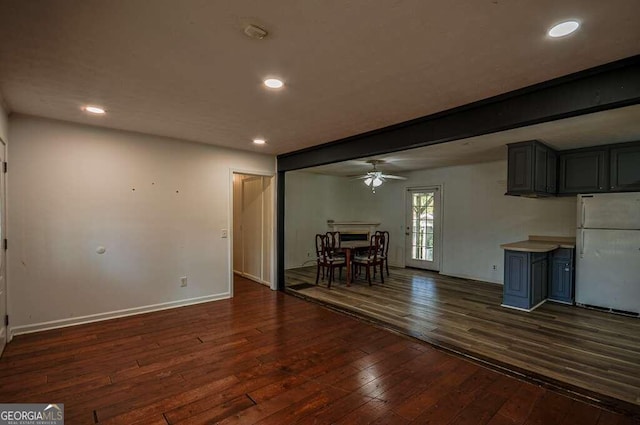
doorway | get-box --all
[405,186,442,271]
[232,173,274,287]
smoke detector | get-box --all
[244,24,268,40]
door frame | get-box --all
[0,137,7,349]
[228,168,276,296]
[404,185,443,272]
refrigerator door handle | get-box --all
[580,229,585,258]
[580,200,586,228]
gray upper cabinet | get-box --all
[506,141,557,197]
[610,144,640,192]
[508,140,640,197]
[558,149,608,195]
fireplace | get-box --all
[327,221,380,243]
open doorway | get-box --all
[232,173,274,287]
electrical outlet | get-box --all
[492,265,497,271]
[180,276,188,287]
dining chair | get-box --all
[326,231,345,260]
[352,234,384,285]
[315,233,345,288]
[315,233,327,283]
[375,230,390,277]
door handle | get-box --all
[580,229,585,258]
[580,201,586,228]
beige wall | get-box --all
[8,115,275,333]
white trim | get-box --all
[442,271,502,285]
[10,292,230,337]
[547,298,573,305]
[501,299,546,313]
[0,138,6,346]
[239,272,270,286]
[404,185,443,271]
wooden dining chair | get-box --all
[352,234,384,285]
[326,231,345,260]
[375,230,390,277]
[315,233,345,288]
[315,233,327,283]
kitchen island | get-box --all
[501,236,576,311]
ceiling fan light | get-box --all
[364,177,373,186]
[372,177,383,187]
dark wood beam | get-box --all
[276,171,286,291]
[277,55,640,172]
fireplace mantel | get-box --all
[327,221,380,237]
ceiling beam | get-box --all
[277,54,640,172]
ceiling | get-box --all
[304,104,640,176]
[0,1,639,156]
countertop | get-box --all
[500,235,576,252]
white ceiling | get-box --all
[0,1,639,155]
[304,104,640,176]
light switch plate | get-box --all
[221,229,228,238]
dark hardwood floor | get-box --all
[285,266,640,415]
[0,276,637,424]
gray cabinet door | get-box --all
[534,144,548,193]
[549,248,574,304]
[503,250,530,309]
[530,255,548,307]
[546,150,557,194]
[558,150,608,194]
[610,144,640,192]
[507,141,557,196]
[507,144,533,193]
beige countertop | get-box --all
[500,235,576,252]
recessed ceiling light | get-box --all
[548,20,580,38]
[83,105,106,114]
[263,78,284,89]
[253,139,266,145]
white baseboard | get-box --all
[239,272,271,287]
[501,299,546,312]
[441,270,502,285]
[10,293,230,337]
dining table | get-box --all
[337,240,371,286]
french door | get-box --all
[405,187,441,271]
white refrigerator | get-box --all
[576,192,640,315]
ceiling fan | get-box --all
[352,160,407,192]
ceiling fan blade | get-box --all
[348,175,370,180]
[380,174,407,180]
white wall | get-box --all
[284,161,577,285]
[8,115,275,333]
[284,171,362,268]
[375,160,577,284]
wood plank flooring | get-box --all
[285,266,640,413]
[1,276,637,424]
